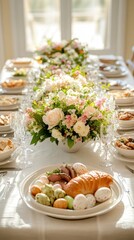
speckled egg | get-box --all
[94,187,112,203]
[86,194,96,208]
[34,179,44,188]
[73,194,88,210]
[73,162,88,175]
[39,175,49,184]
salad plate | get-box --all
[20,164,122,220]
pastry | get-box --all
[63,170,113,198]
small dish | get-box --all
[112,135,134,158]
[118,110,134,128]
[110,90,134,104]
[0,96,19,110]
[0,114,11,132]
[0,138,15,161]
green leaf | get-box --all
[67,138,74,148]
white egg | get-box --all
[73,194,88,210]
[95,187,112,203]
[86,194,96,208]
[34,179,44,188]
[39,175,49,184]
[73,162,88,175]
[53,184,62,190]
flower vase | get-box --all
[58,141,87,153]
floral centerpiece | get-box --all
[26,71,113,149]
[34,38,90,68]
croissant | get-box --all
[63,170,113,198]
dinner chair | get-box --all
[126,46,134,76]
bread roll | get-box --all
[63,170,113,198]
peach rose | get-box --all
[42,108,64,129]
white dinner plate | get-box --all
[0,128,14,134]
[116,102,134,107]
[100,70,128,78]
[2,88,25,94]
[118,126,134,131]
[110,146,134,163]
[20,164,122,220]
[0,103,19,111]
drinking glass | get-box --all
[100,124,113,167]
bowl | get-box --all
[0,96,19,110]
[0,114,11,132]
[118,110,134,128]
[113,135,134,158]
[0,138,15,161]
[110,90,134,104]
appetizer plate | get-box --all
[20,165,122,220]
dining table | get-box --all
[0,57,134,240]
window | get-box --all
[10,0,126,57]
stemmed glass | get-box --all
[100,124,113,167]
[10,111,33,168]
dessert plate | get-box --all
[20,164,122,220]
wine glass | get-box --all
[100,124,113,167]
[10,111,33,168]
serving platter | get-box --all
[20,164,122,220]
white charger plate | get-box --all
[20,164,122,220]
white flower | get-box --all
[76,74,87,85]
[57,91,65,100]
[42,108,64,129]
[51,129,64,141]
[83,106,97,118]
[66,96,78,106]
[73,121,90,137]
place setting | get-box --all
[0,95,20,111]
[99,63,128,78]
[109,89,134,107]
[110,134,134,163]
[117,109,134,131]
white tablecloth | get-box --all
[0,61,134,240]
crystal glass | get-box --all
[100,124,113,167]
